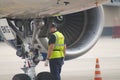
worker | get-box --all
[45,23,66,80]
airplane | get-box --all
[0,0,118,80]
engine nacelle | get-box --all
[40,6,104,60]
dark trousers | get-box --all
[49,58,64,80]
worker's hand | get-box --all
[44,59,49,66]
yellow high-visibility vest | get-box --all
[50,31,65,59]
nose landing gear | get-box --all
[8,18,54,80]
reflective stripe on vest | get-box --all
[50,31,65,59]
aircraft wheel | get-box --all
[36,72,54,80]
[12,74,31,80]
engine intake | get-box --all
[38,6,104,60]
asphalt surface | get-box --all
[0,37,120,80]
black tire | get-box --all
[12,74,31,80]
[36,72,54,80]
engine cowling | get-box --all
[41,6,104,60]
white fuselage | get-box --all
[0,0,108,18]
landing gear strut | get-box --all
[6,18,54,80]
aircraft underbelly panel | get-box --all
[0,19,15,40]
[0,0,109,18]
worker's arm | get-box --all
[45,43,55,66]
[47,43,55,59]
[47,34,56,59]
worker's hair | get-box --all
[51,23,57,28]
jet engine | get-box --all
[40,6,104,60]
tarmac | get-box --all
[0,37,120,80]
